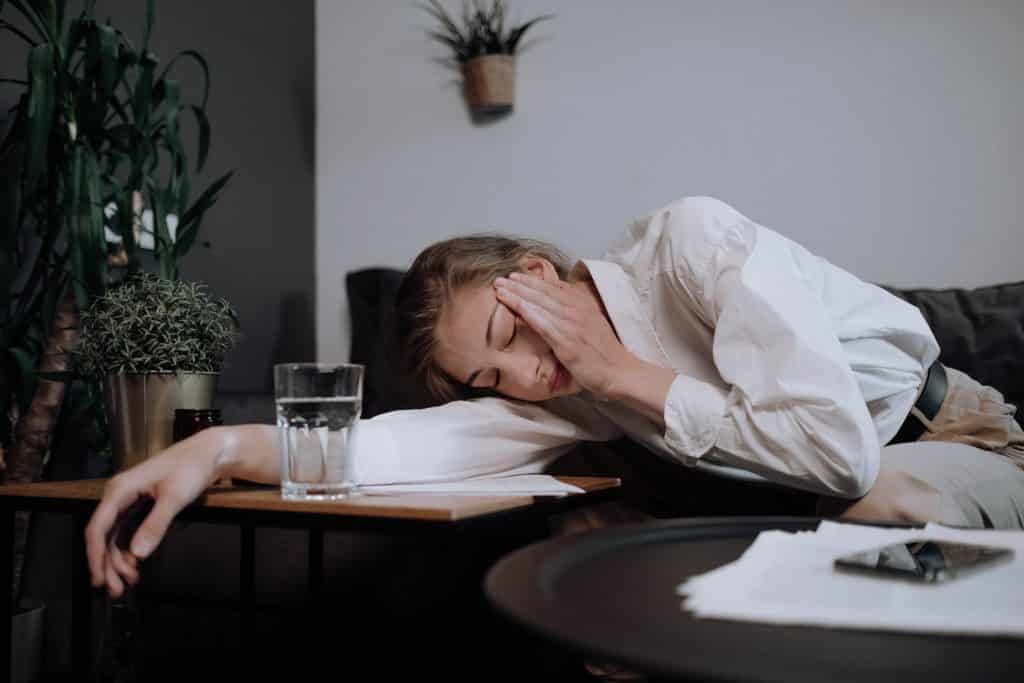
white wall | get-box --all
[316,1,1024,363]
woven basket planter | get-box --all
[462,54,516,114]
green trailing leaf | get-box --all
[177,169,231,239]
[96,23,119,98]
[66,144,89,310]
[1,19,38,45]
[24,42,55,188]
[132,51,157,127]
[162,49,210,109]
[146,181,176,280]
[188,104,209,172]
[81,146,107,301]
[142,0,153,50]
[9,0,53,43]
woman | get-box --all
[86,196,1024,598]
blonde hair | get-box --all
[394,234,571,402]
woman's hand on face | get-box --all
[494,272,633,398]
[85,428,224,598]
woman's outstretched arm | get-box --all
[86,394,620,598]
[85,424,278,598]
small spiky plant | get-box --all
[75,273,238,377]
[419,0,553,63]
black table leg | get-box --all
[72,513,93,677]
[0,505,12,683]
[240,524,255,648]
[307,529,323,605]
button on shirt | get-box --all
[350,197,939,498]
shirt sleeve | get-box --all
[349,395,622,485]
[656,197,880,498]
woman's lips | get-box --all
[549,363,565,392]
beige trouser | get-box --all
[551,366,1024,535]
[819,366,1024,528]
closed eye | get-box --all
[504,316,518,349]
[494,318,518,388]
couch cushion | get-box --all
[884,281,1024,409]
[346,268,436,417]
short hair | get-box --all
[393,234,571,402]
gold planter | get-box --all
[103,372,218,472]
[462,55,516,114]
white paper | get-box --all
[677,521,1024,637]
[356,474,584,497]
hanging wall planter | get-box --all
[463,54,516,114]
[421,0,552,117]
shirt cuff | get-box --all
[662,374,728,465]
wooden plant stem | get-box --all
[5,290,80,601]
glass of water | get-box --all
[274,363,364,500]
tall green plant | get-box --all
[0,0,231,478]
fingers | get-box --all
[104,552,125,599]
[494,286,567,349]
[85,478,143,588]
[128,496,182,560]
[494,274,568,319]
[108,543,140,588]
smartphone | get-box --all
[834,539,1014,583]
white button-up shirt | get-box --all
[350,197,939,498]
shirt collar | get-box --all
[574,259,671,368]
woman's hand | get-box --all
[85,428,226,598]
[493,272,633,398]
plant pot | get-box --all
[103,372,218,471]
[462,55,516,115]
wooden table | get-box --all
[0,476,619,678]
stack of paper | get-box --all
[677,521,1024,637]
[358,474,584,497]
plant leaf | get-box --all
[178,169,231,229]
[188,104,210,173]
[161,49,210,109]
[0,19,38,45]
[142,0,154,51]
[174,170,231,259]
[506,14,553,53]
[82,146,107,300]
[131,51,157,127]
[96,23,119,98]
[24,42,55,189]
[8,0,53,43]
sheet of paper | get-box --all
[357,474,584,497]
[677,521,1024,637]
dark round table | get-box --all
[484,517,1022,682]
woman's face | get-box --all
[434,258,582,402]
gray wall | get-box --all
[316,0,1024,364]
[1,0,315,394]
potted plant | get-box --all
[75,273,238,471]
[420,0,553,115]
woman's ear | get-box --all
[517,256,559,282]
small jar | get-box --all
[173,408,223,443]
